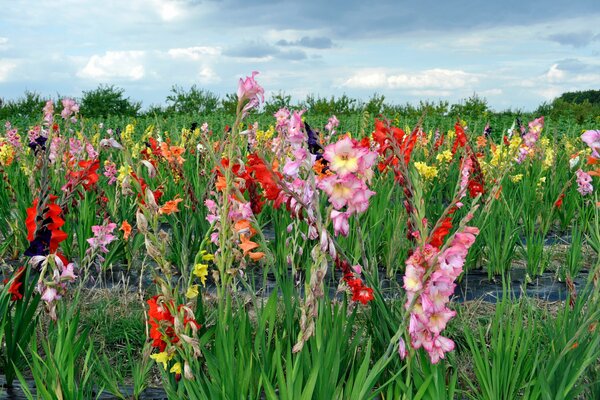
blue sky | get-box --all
[1,0,599,111]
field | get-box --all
[1,73,600,399]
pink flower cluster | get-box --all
[318,136,377,236]
[403,226,479,363]
[61,98,79,121]
[582,130,600,158]
[4,122,22,150]
[103,160,118,185]
[237,71,264,117]
[517,116,544,163]
[325,115,339,135]
[87,221,117,261]
[576,169,593,196]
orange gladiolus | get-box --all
[120,220,132,240]
[159,198,183,215]
[239,234,259,255]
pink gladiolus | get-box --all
[576,169,593,196]
[582,130,600,158]
[398,337,407,360]
[237,71,264,116]
[87,222,117,260]
[331,210,350,236]
[41,287,59,303]
[61,98,80,120]
[427,335,455,364]
[323,136,361,177]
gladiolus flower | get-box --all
[159,198,183,215]
[576,169,593,196]
[120,220,132,240]
[581,130,600,158]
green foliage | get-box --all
[220,92,238,115]
[80,84,142,118]
[165,85,220,114]
[449,93,490,119]
[0,90,47,121]
[16,303,98,400]
[264,91,293,115]
[302,94,359,115]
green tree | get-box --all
[165,85,220,114]
[79,85,141,118]
[0,90,47,121]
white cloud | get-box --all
[168,46,221,60]
[537,87,563,100]
[197,67,220,84]
[0,60,17,82]
[546,64,566,82]
[480,88,503,96]
[0,37,8,50]
[150,0,184,22]
[343,69,478,90]
[78,51,146,81]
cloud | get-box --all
[547,31,600,47]
[223,42,279,59]
[0,37,8,50]
[223,41,307,60]
[0,59,17,82]
[343,69,479,90]
[277,49,308,60]
[209,0,600,39]
[480,88,503,96]
[168,46,221,60]
[77,51,146,81]
[276,36,333,49]
[197,67,220,84]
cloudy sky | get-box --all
[1,0,599,111]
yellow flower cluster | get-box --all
[0,144,15,166]
[510,174,523,183]
[543,147,555,169]
[490,147,509,168]
[508,136,522,153]
[117,164,132,184]
[564,139,575,154]
[121,123,135,149]
[131,143,143,159]
[256,126,275,143]
[414,162,438,181]
[436,150,453,164]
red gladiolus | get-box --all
[147,296,201,352]
[25,196,67,254]
[555,193,565,209]
[65,160,100,191]
[430,217,453,249]
[4,267,25,301]
[451,122,467,155]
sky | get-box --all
[0,0,599,111]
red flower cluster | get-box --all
[373,119,421,176]
[215,154,283,214]
[451,122,467,155]
[466,148,485,198]
[65,160,100,192]
[3,267,25,301]
[335,257,374,305]
[429,216,454,249]
[131,172,163,205]
[147,295,201,352]
[25,196,67,256]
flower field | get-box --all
[1,72,600,399]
